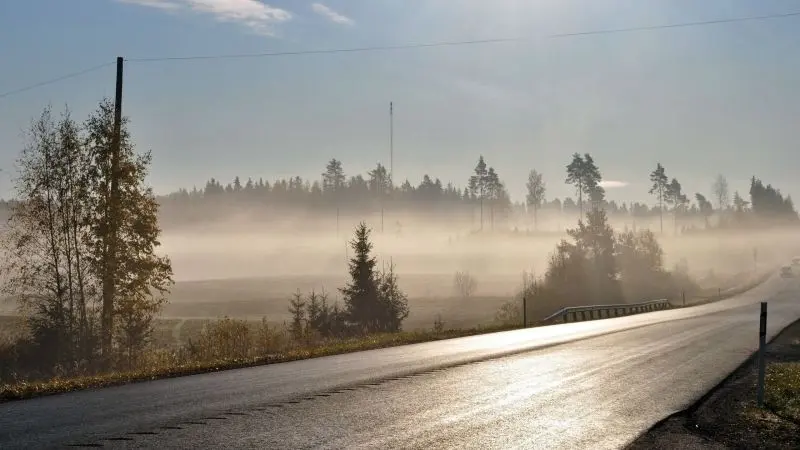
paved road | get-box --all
[2,275,800,449]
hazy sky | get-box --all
[1,0,799,204]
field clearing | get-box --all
[0,268,757,349]
[0,294,509,349]
[162,295,510,329]
[0,260,765,348]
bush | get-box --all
[433,315,445,333]
[184,317,287,363]
[504,210,698,320]
[453,271,478,299]
[494,301,521,326]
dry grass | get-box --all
[0,323,517,403]
[161,295,512,332]
[765,362,800,424]
[0,268,772,404]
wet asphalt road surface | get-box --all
[2,275,800,449]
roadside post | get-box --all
[682,291,686,307]
[523,295,527,328]
[753,247,758,272]
[757,302,768,407]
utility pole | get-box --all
[102,56,123,358]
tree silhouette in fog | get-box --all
[14,153,791,233]
[340,222,408,334]
[648,163,669,234]
[525,169,546,230]
[565,153,604,217]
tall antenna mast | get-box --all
[390,102,394,183]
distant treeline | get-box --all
[0,155,795,231]
[152,156,797,230]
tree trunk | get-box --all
[479,197,484,231]
[44,150,67,364]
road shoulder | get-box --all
[627,319,800,450]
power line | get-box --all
[547,10,800,38]
[2,10,799,98]
[127,37,523,62]
[127,11,800,63]
[0,61,115,100]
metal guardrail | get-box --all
[537,267,776,327]
[540,298,670,325]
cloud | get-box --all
[599,180,629,189]
[118,0,292,35]
[311,3,354,26]
[119,0,181,9]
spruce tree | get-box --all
[340,222,380,334]
[376,263,409,332]
[288,290,306,341]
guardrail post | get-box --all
[757,302,768,407]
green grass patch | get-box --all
[765,362,800,424]
[0,323,519,403]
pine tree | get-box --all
[322,159,346,198]
[469,156,489,231]
[582,154,604,210]
[695,193,713,228]
[340,222,380,334]
[666,178,688,235]
[306,290,321,334]
[486,167,500,231]
[649,163,669,234]
[565,153,585,216]
[288,290,306,340]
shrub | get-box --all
[453,271,478,299]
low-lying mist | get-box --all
[160,209,800,308]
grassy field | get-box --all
[0,268,762,349]
[1,296,510,349]
[0,267,772,403]
[765,362,800,424]
[0,263,765,344]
